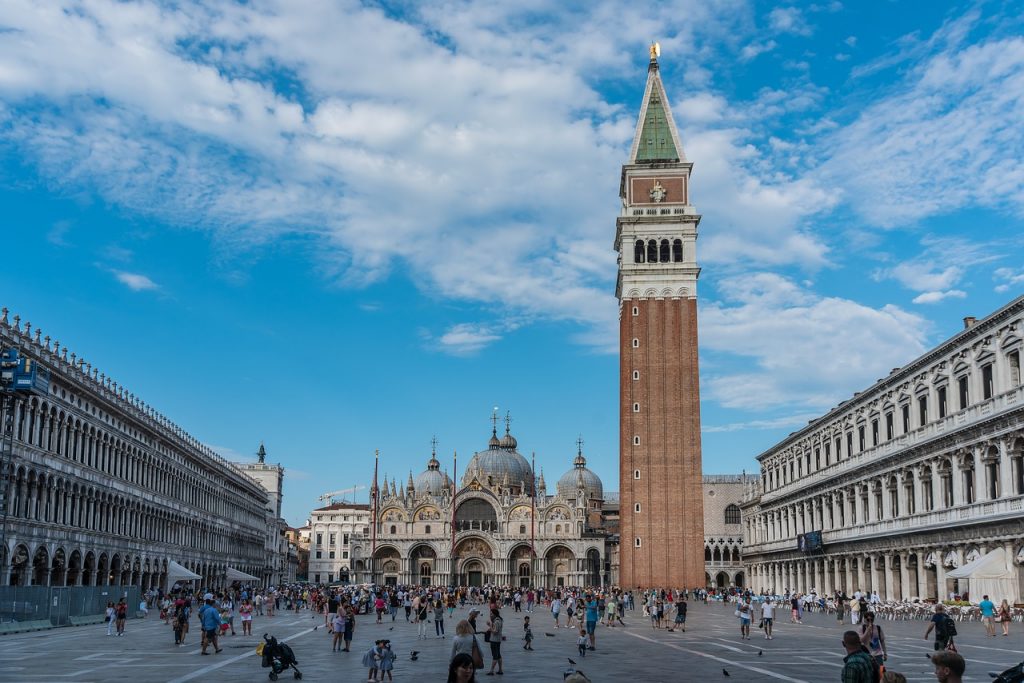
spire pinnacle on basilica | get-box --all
[574,435,587,468]
[407,470,415,493]
[628,42,685,164]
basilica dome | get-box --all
[462,421,533,492]
[415,451,452,496]
[556,447,604,501]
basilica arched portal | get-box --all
[454,537,493,587]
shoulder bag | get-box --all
[471,635,485,669]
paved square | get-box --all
[1,602,1022,681]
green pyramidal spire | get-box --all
[629,51,684,164]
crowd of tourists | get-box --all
[114,583,1016,681]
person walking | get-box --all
[434,598,447,638]
[760,598,775,640]
[551,593,562,629]
[114,598,128,636]
[584,593,599,650]
[737,600,751,640]
[980,595,996,637]
[667,597,687,633]
[841,630,877,683]
[484,607,503,676]
[199,598,223,655]
[924,603,957,652]
[105,601,116,636]
[859,612,887,670]
[999,599,1012,636]
[415,595,430,640]
[239,599,253,636]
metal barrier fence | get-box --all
[0,585,141,626]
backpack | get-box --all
[945,615,958,637]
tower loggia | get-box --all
[615,45,705,589]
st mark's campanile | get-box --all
[616,45,705,589]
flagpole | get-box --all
[451,450,458,586]
[372,449,379,584]
[531,451,537,560]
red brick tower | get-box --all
[616,45,704,589]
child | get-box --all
[362,640,383,682]
[577,629,588,658]
[332,612,345,652]
[378,640,395,681]
[523,615,534,650]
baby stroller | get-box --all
[990,661,1024,683]
[259,633,303,680]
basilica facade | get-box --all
[348,419,608,589]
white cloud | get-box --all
[701,274,930,410]
[768,7,812,36]
[113,271,159,291]
[835,53,851,62]
[740,40,777,62]
[703,412,823,433]
[912,290,967,305]
[820,18,1024,226]
[994,267,1024,293]
[844,36,857,47]
[434,323,503,355]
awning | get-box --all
[226,567,261,582]
[947,548,1013,580]
[946,548,1018,603]
[167,560,201,583]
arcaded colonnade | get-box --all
[0,310,274,589]
[742,297,1024,601]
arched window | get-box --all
[724,504,741,525]
[731,547,740,563]
[712,547,721,562]
[660,239,670,262]
[647,240,657,263]
[704,547,711,561]
[424,525,431,534]
[634,240,645,263]
[673,239,683,262]
[519,524,526,534]
[389,525,396,534]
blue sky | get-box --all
[2,1,1023,526]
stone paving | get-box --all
[1,601,1023,681]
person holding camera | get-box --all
[859,611,887,668]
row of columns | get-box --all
[749,540,1017,601]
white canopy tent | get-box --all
[167,560,202,585]
[946,548,1018,603]
[226,567,261,582]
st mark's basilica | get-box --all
[348,414,609,589]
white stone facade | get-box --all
[0,308,285,589]
[345,426,609,588]
[741,296,1024,601]
[307,503,371,584]
[703,475,755,589]
[236,452,293,586]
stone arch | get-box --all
[544,544,574,588]
[10,543,30,586]
[67,549,82,586]
[51,547,67,586]
[715,571,729,588]
[32,545,50,586]
[454,497,499,532]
